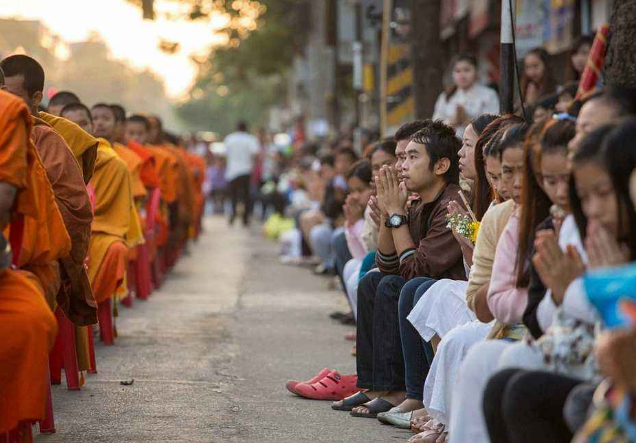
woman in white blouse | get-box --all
[433,54,500,137]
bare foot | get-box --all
[395,398,424,413]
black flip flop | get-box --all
[331,392,371,411]
[349,397,395,418]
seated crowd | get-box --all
[282,49,636,443]
[0,54,206,442]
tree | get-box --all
[604,0,636,87]
[411,0,444,118]
[127,0,302,134]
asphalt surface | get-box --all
[39,216,407,443]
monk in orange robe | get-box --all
[186,152,207,238]
[0,89,59,436]
[124,115,161,190]
[63,105,139,305]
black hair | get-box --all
[61,102,93,123]
[0,66,4,85]
[446,54,478,100]
[410,119,462,184]
[91,102,116,118]
[540,119,575,155]
[336,146,359,163]
[517,121,549,287]
[521,47,557,103]
[237,120,248,132]
[557,81,579,99]
[367,138,397,160]
[569,124,617,243]
[49,90,80,108]
[570,35,594,80]
[599,119,636,259]
[394,120,432,142]
[110,104,126,122]
[0,54,45,96]
[470,114,499,136]
[319,153,335,167]
[346,159,372,184]
[498,123,530,160]
[127,114,151,131]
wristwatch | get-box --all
[385,213,408,228]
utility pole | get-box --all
[500,0,515,114]
[411,0,444,119]
[353,0,363,129]
[326,0,341,133]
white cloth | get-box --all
[224,131,259,181]
[343,258,362,319]
[423,320,493,424]
[432,84,500,136]
[407,279,476,342]
[447,339,513,443]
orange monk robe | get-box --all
[186,152,207,237]
[144,145,179,248]
[88,141,142,304]
[113,142,147,200]
[0,90,58,433]
[127,140,160,190]
[31,123,96,372]
[38,111,98,184]
[163,145,196,237]
[31,121,96,325]
[16,138,72,304]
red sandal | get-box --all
[294,370,360,400]
[285,368,331,396]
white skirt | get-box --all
[407,279,476,342]
[423,320,493,424]
[343,258,362,319]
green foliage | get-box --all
[175,0,301,134]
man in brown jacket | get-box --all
[334,120,466,417]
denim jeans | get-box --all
[356,272,408,391]
[399,277,437,400]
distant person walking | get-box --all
[224,120,259,226]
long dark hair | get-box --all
[507,122,552,288]
[366,138,397,160]
[445,54,478,100]
[346,159,373,184]
[569,125,616,244]
[468,114,498,219]
[473,114,525,220]
[520,48,557,104]
[569,35,593,81]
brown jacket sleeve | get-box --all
[398,197,464,281]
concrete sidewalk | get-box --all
[39,216,407,442]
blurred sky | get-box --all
[0,0,233,97]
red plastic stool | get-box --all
[87,325,97,374]
[1,422,33,443]
[48,308,81,390]
[97,298,115,345]
[135,244,152,300]
[38,372,55,434]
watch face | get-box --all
[390,215,402,227]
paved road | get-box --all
[40,217,409,443]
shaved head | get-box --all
[49,91,80,116]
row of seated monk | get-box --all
[0,54,207,441]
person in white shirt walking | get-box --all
[224,120,259,226]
